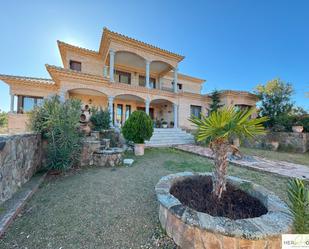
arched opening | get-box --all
[68,88,108,122]
[151,98,177,128]
[113,94,146,126]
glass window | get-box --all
[115,70,131,84]
[125,105,131,121]
[116,104,123,124]
[69,60,82,71]
[18,96,43,113]
[190,105,202,119]
[139,76,156,88]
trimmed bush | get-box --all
[90,107,110,131]
[30,95,82,170]
[122,111,153,144]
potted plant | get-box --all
[292,121,304,133]
[161,120,168,128]
[122,110,153,156]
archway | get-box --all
[150,98,177,128]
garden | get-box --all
[0,78,309,248]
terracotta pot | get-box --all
[270,141,279,151]
[292,125,303,133]
[134,143,145,156]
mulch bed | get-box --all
[170,176,267,220]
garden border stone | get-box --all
[155,172,293,249]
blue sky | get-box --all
[0,0,308,111]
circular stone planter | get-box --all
[155,172,292,249]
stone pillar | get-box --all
[145,98,150,115]
[145,60,150,89]
[173,66,178,93]
[173,103,178,129]
[109,49,115,82]
[10,93,14,113]
[108,96,114,127]
[103,65,108,77]
[59,89,67,103]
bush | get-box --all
[90,107,110,131]
[299,115,309,132]
[122,111,153,144]
[287,179,309,233]
[0,110,8,127]
[30,95,82,170]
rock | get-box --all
[123,158,134,167]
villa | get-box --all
[0,28,258,138]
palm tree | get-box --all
[190,107,268,199]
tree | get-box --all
[30,96,82,170]
[255,78,293,127]
[122,111,153,144]
[190,107,268,199]
[208,90,223,114]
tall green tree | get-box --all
[255,78,294,127]
[208,90,223,114]
[190,107,268,199]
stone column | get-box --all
[173,66,178,93]
[109,49,115,82]
[59,89,67,102]
[108,96,114,127]
[145,98,150,115]
[173,103,178,129]
[145,60,150,89]
[10,93,14,113]
[103,65,108,77]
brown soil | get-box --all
[170,175,267,220]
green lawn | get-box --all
[241,147,309,166]
[0,148,293,249]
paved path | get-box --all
[175,144,309,181]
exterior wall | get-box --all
[8,113,31,134]
[220,94,257,107]
[69,92,108,108]
[178,96,209,129]
[0,133,42,204]
[64,50,104,76]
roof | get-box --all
[99,28,185,62]
[0,74,55,85]
[218,90,259,100]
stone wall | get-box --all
[243,132,309,153]
[0,133,42,204]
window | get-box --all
[125,105,131,121]
[17,96,43,113]
[116,104,123,124]
[115,70,131,84]
[139,76,156,88]
[177,83,182,90]
[190,105,202,119]
[69,60,82,71]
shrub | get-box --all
[30,95,82,170]
[90,107,110,131]
[0,110,8,127]
[299,115,309,132]
[122,110,153,144]
[287,179,309,233]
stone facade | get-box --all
[243,132,309,153]
[155,172,292,249]
[0,133,42,204]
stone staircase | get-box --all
[145,128,195,147]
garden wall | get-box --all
[243,132,309,153]
[0,133,42,204]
